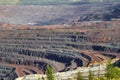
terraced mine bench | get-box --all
[0,65,17,80]
[0,20,119,79]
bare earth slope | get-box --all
[0,2,120,26]
[0,1,120,80]
[0,20,120,80]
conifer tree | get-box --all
[42,77,45,80]
[46,65,55,80]
[38,77,40,80]
[77,72,83,80]
[88,69,93,80]
[105,61,113,80]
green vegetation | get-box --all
[105,62,120,80]
[38,77,40,80]
[43,63,120,80]
[93,64,120,80]
[87,62,120,80]
[0,0,119,5]
[46,65,55,80]
[0,0,19,5]
[105,62,113,80]
[88,70,94,80]
[77,72,83,80]
[41,77,45,80]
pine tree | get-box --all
[88,69,93,80]
[105,61,120,80]
[38,77,40,80]
[105,61,113,80]
[42,77,45,80]
[77,72,83,80]
[46,65,55,80]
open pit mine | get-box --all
[0,20,120,80]
[0,0,120,80]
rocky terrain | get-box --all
[0,20,120,80]
[0,1,120,25]
[0,0,120,80]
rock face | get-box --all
[0,65,17,80]
[78,4,120,21]
[0,20,120,79]
[0,1,120,80]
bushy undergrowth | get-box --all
[39,63,120,80]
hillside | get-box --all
[0,1,120,26]
[0,0,120,5]
[0,0,19,5]
[78,4,120,21]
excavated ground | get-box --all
[0,20,120,80]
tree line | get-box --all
[38,62,120,80]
